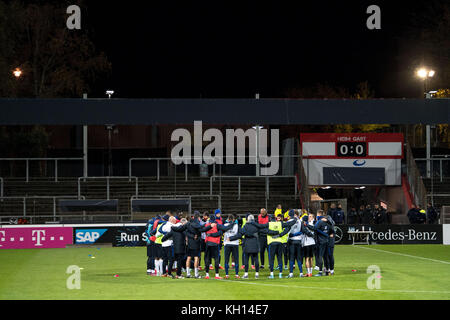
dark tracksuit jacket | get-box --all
[161,228,186,276]
[145,218,156,270]
[347,210,358,224]
[362,208,374,224]
[171,220,212,254]
[374,208,387,224]
[257,214,270,265]
[229,221,271,254]
[314,219,332,272]
[229,221,278,272]
[334,209,345,224]
[325,219,335,271]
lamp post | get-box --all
[105,90,115,176]
[416,68,435,97]
[416,68,435,178]
[12,68,22,78]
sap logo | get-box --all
[353,160,366,167]
[75,229,107,244]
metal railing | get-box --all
[0,158,84,182]
[426,194,450,213]
[406,143,427,207]
[78,176,138,200]
[0,214,130,224]
[129,157,211,181]
[0,195,85,222]
[209,175,298,200]
[415,157,450,182]
[130,194,222,218]
[129,155,302,180]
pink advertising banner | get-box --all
[0,227,73,249]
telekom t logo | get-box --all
[32,230,46,246]
[0,230,5,247]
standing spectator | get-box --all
[357,205,365,224]
[347,206,358,224]
[362,204,373,224]
[416,206,427,224]
[327,203,337,221]
[373,203,387,224]
[427,203,439,224]
[334,203,345,224]
[407,205,419,224]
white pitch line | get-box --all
[352,245,450,265]
[216,279,450,295]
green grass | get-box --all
[1,245,450,300]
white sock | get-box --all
[215,273,219,277]
[255,272,259,277]
[289,273,293,276]
[270,272,274,276]
[187,267,191,275]
[331,270,334,274]
[195,268,198,277]
[244,272,248,277]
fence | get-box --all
[0,158,84,182]
[129,155,301,179]
[415,157,450,182]
[77,176,138,200]
[0,195,85,223]
[130,194,222,219]
[209,175,298,200]
[406,143,427,207]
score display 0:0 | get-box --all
[337,142,367,157]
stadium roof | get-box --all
[0,98,448,125]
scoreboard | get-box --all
[300,133,404,186]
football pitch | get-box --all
[1,245,449,300]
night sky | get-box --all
[83,0,437,99]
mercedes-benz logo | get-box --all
[334,226,343,243]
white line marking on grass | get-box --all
[352,245,450,265]
[216,279,450,295]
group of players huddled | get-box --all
[145,205,336,279]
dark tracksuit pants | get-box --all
[289,240,303,273]
[173,253,185,276]
[147,242,155,270]
[241,239,246,267]
[163,246,175,275]
[324,246,334,271]
[224,245,239,275]
[316,241,329,272]
[259,236,268,266]
[268,242,283,272]
[282,242,289,267]
[244,252,259,272]
[204,244,220,274]
[199,238,206,267]
[314,242,320,267]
